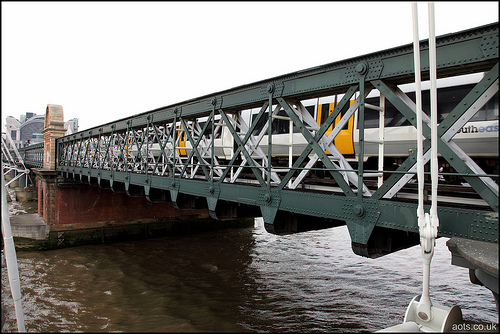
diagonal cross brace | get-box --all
[151,124,174,176]
[278,97,356,197]
[218,109,267,186]
[225,111,281,184]
[292,100,371,197]
[179,117,212,180]
[372,74,498,210]
[217,102,283,185]
[276,86,358,191]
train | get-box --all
[109,72,497,183]
[177,73,497,176]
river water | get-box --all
[2,195,498,332]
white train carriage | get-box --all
[128,73,497,179]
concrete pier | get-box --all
[9,214,48,240]
[447,238,499,309]
[13,187,35,202]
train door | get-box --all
[176,125,187,156]
[316,100,355,155]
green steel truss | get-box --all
[56,23,499,256]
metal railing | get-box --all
[18,143,44,168]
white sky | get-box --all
[2,1,498,132]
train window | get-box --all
[364,96,381,128]
[197,121,208,136]
[251,112,267,136]
[305,105,315,116]
[363,112,380,128]
[319,104,329,125]
[479,91,498,121]
[272,109,291,134]
[338,102,351,130]
[435,84,475,122]
[251,107,305,135]
[363,83,498,128]
[469,109,486,122]
[385,101,412,127]
[435,85,498,122]
[196,120,222,138]
[363,97,411,128]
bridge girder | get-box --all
[54,23,499,258]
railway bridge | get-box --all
[10,22,499,315]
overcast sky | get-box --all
[2,1,498,132]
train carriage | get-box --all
[129,72,498,186]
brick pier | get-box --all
[22,104,252,250]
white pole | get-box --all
[1,166,26,332]
[428,2,439,222]
[412,2,433,323]
[412,3,425,231]
[289,118,293,189]
[402,4,461,330]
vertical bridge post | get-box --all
[42,104,67,170]
[33,104,67,225]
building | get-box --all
[4,115,21,148]
[3,112,78,149]
[19,114,45,146]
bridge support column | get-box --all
[42,104,66,170]
[30,171,248,248]
[30,104,67,221]
[33,170,58,224]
